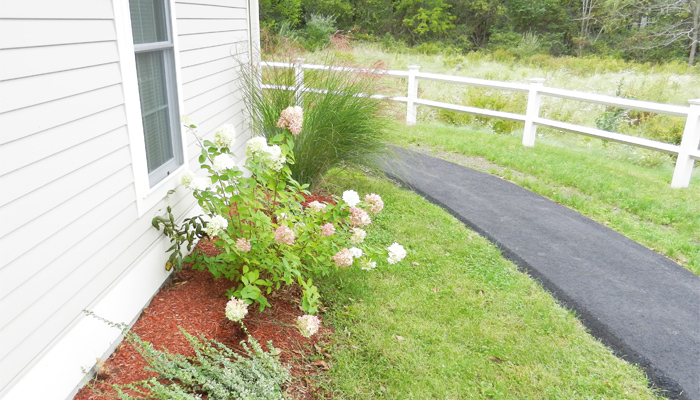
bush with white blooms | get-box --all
[154,107,407,338]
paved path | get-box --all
[381,146,700,400]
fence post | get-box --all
[671,99,700,188]
[294,58,305,106]
[406,65,420,125]
[522,78,546,147]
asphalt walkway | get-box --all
[381,146,700,400]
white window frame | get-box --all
[113,0,188,217]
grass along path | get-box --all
[316,171,661,399]
[387,122,700,276]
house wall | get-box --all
[0,0,258,398]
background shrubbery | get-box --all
[259,0,700,65]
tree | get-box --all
[606,0,700,65]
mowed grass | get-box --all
[387,122,700,275]
[315,171,661,399]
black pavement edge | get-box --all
[381,162,691,400]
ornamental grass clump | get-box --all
[240,57,393,188]
[154,108,407,319]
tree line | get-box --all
[259,0,700,65]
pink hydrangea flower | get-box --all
[332,248,353,268]
[276,106,303,135]
[297,314,321,337]
[274,225,295,245]
[321,223,336,237]
[364,193,384,214]
[349,207,371,227]
[235,238,251,252]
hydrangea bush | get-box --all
[155,107,407,322]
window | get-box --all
[129,0,182,187]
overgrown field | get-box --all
[290,44,700,144]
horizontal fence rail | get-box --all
[261,59,700,188]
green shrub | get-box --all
[513,31,543,58]
[155,111,406,314]
[84,312,290,400]
[437,87,527,134]
[301,14,336,51]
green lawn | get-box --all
[387,122,700,276]
[315,171,661,399]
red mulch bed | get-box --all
[75,192,339,399]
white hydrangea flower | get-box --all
[225,297,248,322]
[181,171,195,187]
[246,136,268,156]
[342,190,361,207]
[205,215,228,237]
[387,242,407,265]
[269,155,286,171]
[349,247,363,259]
[189,177,209,191]
[213,124,236,148]
[360,259,377,271]
[182,171,208,191]
[296,314,321,337]
[307,201,326,213]
[263,144,282,158]
[260,144,286,171]
[212,154,235,172]
[349,228,366,244]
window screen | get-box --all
[130,0,182,187]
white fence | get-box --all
[261,59,700,188]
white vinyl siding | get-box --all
[0,0,257,396]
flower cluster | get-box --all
[246,137,286,171]
[225,297,248,322]
[181,171,208,191]
[212,154,235,172]
[332,248,354,268]
[360,259,377,271]
[387,242,407,264]
[321,223,335,237]
[349,207,371,227]
[213,124,235,149]
[342,190,361,207]
[307,201,326,213]
[364,193,384,214]
[205,215,228,237]
[235,238,251,252]
[349,228,366,244]
[276,106,303,135]
[296,315,321,337]
[274,225,295,245]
